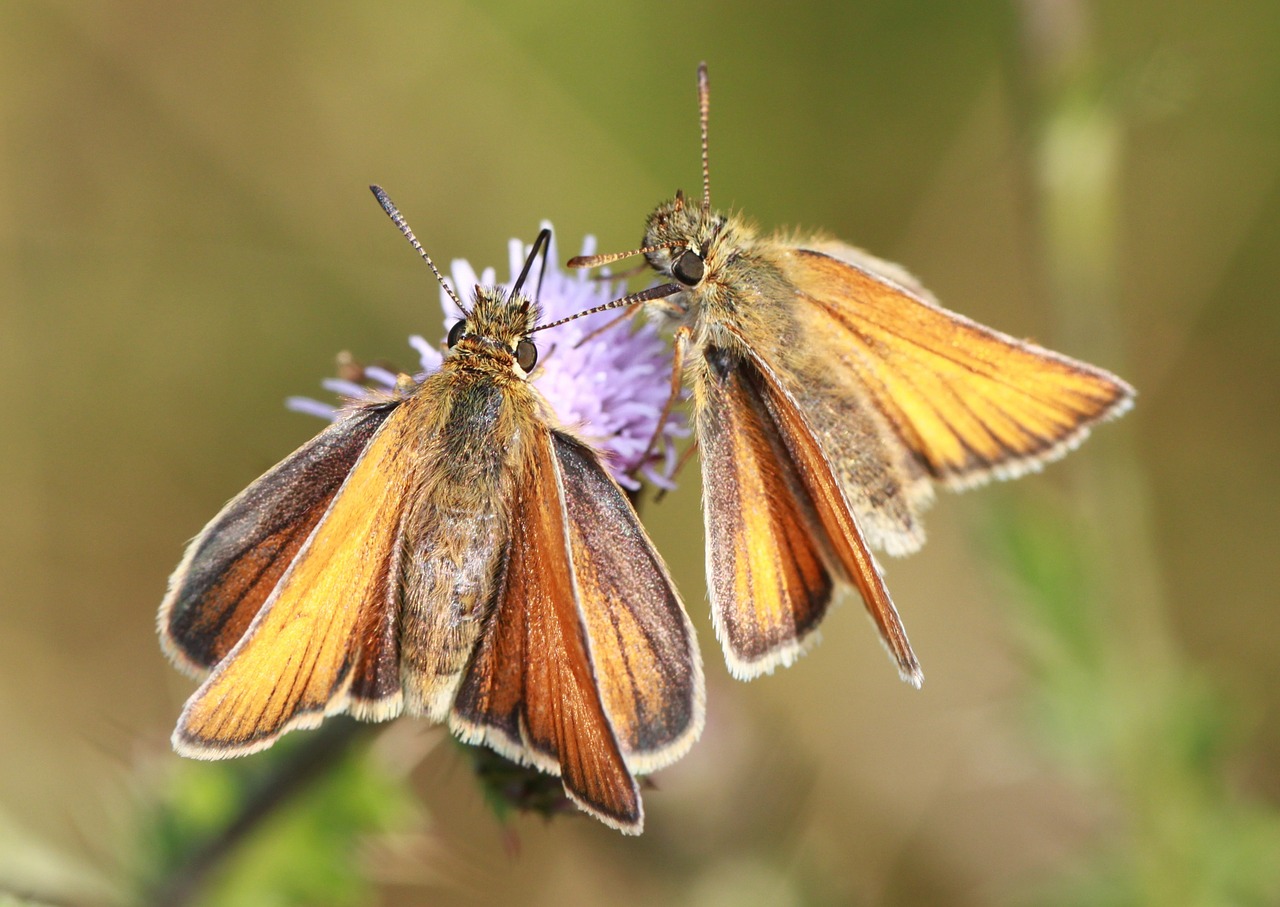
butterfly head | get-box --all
[367,188,550,380]
[642,190,731,292]
[446,287,541,378]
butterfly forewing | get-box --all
[451,422,642,833]
[553,432,704,772]
[786,244,1134,487]
[159,403,399,676]
[173,401,419,757]
[697,346,836,679]
[735,340,922,685]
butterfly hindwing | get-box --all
[776,358,932,558]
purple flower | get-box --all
[287,223,686,490]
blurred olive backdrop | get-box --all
[3,1,1279,905]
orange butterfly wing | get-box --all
[553,433,704,774]
[784,243,1134,487]
[698,342,921,684]
[697,346,836,680]
[450,425,642,833]
[173,401,417,757]
[741,340,921,684]
[159,404,398,676]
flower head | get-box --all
[288,224,685,490]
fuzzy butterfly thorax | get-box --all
[643,196,803,371]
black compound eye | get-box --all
[672,249,705,286]
[515,339,538,372]
[447,320,466,347]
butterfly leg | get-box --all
[636,324,693,476]
[653,438,699,503]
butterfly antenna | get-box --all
[370,185,464,312]
[535,233,551,303]
[531,283,681,333]
[567,243,684,270]
[697,62,711,212]
[511,228,553,306]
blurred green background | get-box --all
[3,1,1279,905]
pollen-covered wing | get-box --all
[784,242,1135,487]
